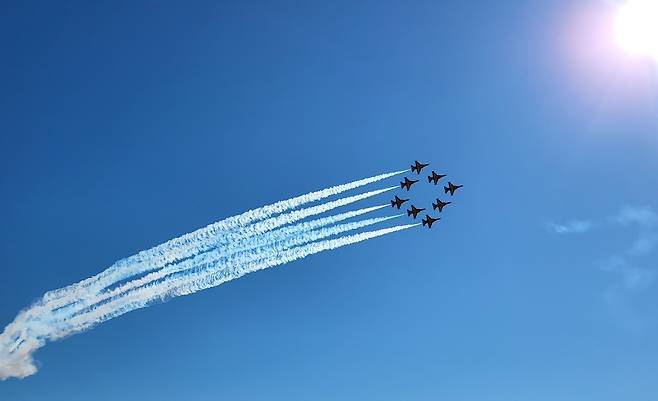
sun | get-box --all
[614,0,658,60]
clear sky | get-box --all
[1,1,658,400]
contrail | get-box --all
[42,171,404,309]
[42,186,395,314]
[0,171,413,380]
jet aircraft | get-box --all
[407,205,425,219]
[421,214,440,228]
[432,199,451,212]
[390,195,409,210]
[427,171,447,185]
[443,181,463,196]
[410,160,429,174]
[400,177,419,191]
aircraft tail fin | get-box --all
[407,209,413,217]
[443,186,449,194]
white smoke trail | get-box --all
[52,205,390,318]
[43,185,396,312]
[7,200,396,359]
[42,170,406,306]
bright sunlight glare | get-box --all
[614,0,658,60]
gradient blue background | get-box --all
[2,1,658,400]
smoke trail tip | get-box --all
[364,204,389,212]
[374,214,404,223]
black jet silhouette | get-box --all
[400,177,419,191]
[410,160,429,174]
[407,205,425,219]
[427,171,447,185]
[444,181,463,196]
[432,199,451,212]
[390,195,409,210]
[421,214,440,228]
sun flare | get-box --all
[614,0,658,60]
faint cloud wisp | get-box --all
[546,220,593,234]
[547,205,657,329]
[601,255,656,292]
[610,205,658,227]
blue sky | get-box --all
[1,1,657,400]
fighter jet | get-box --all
[432,199,451,212]
[407,205,425,219]
[400,177,419,191]
[410,160,429,174]
[427,171,447,185]
[443,181,463,196]
[421,214,440,228]
[390,195,409,210]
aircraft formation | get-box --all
[391,160,463,229]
